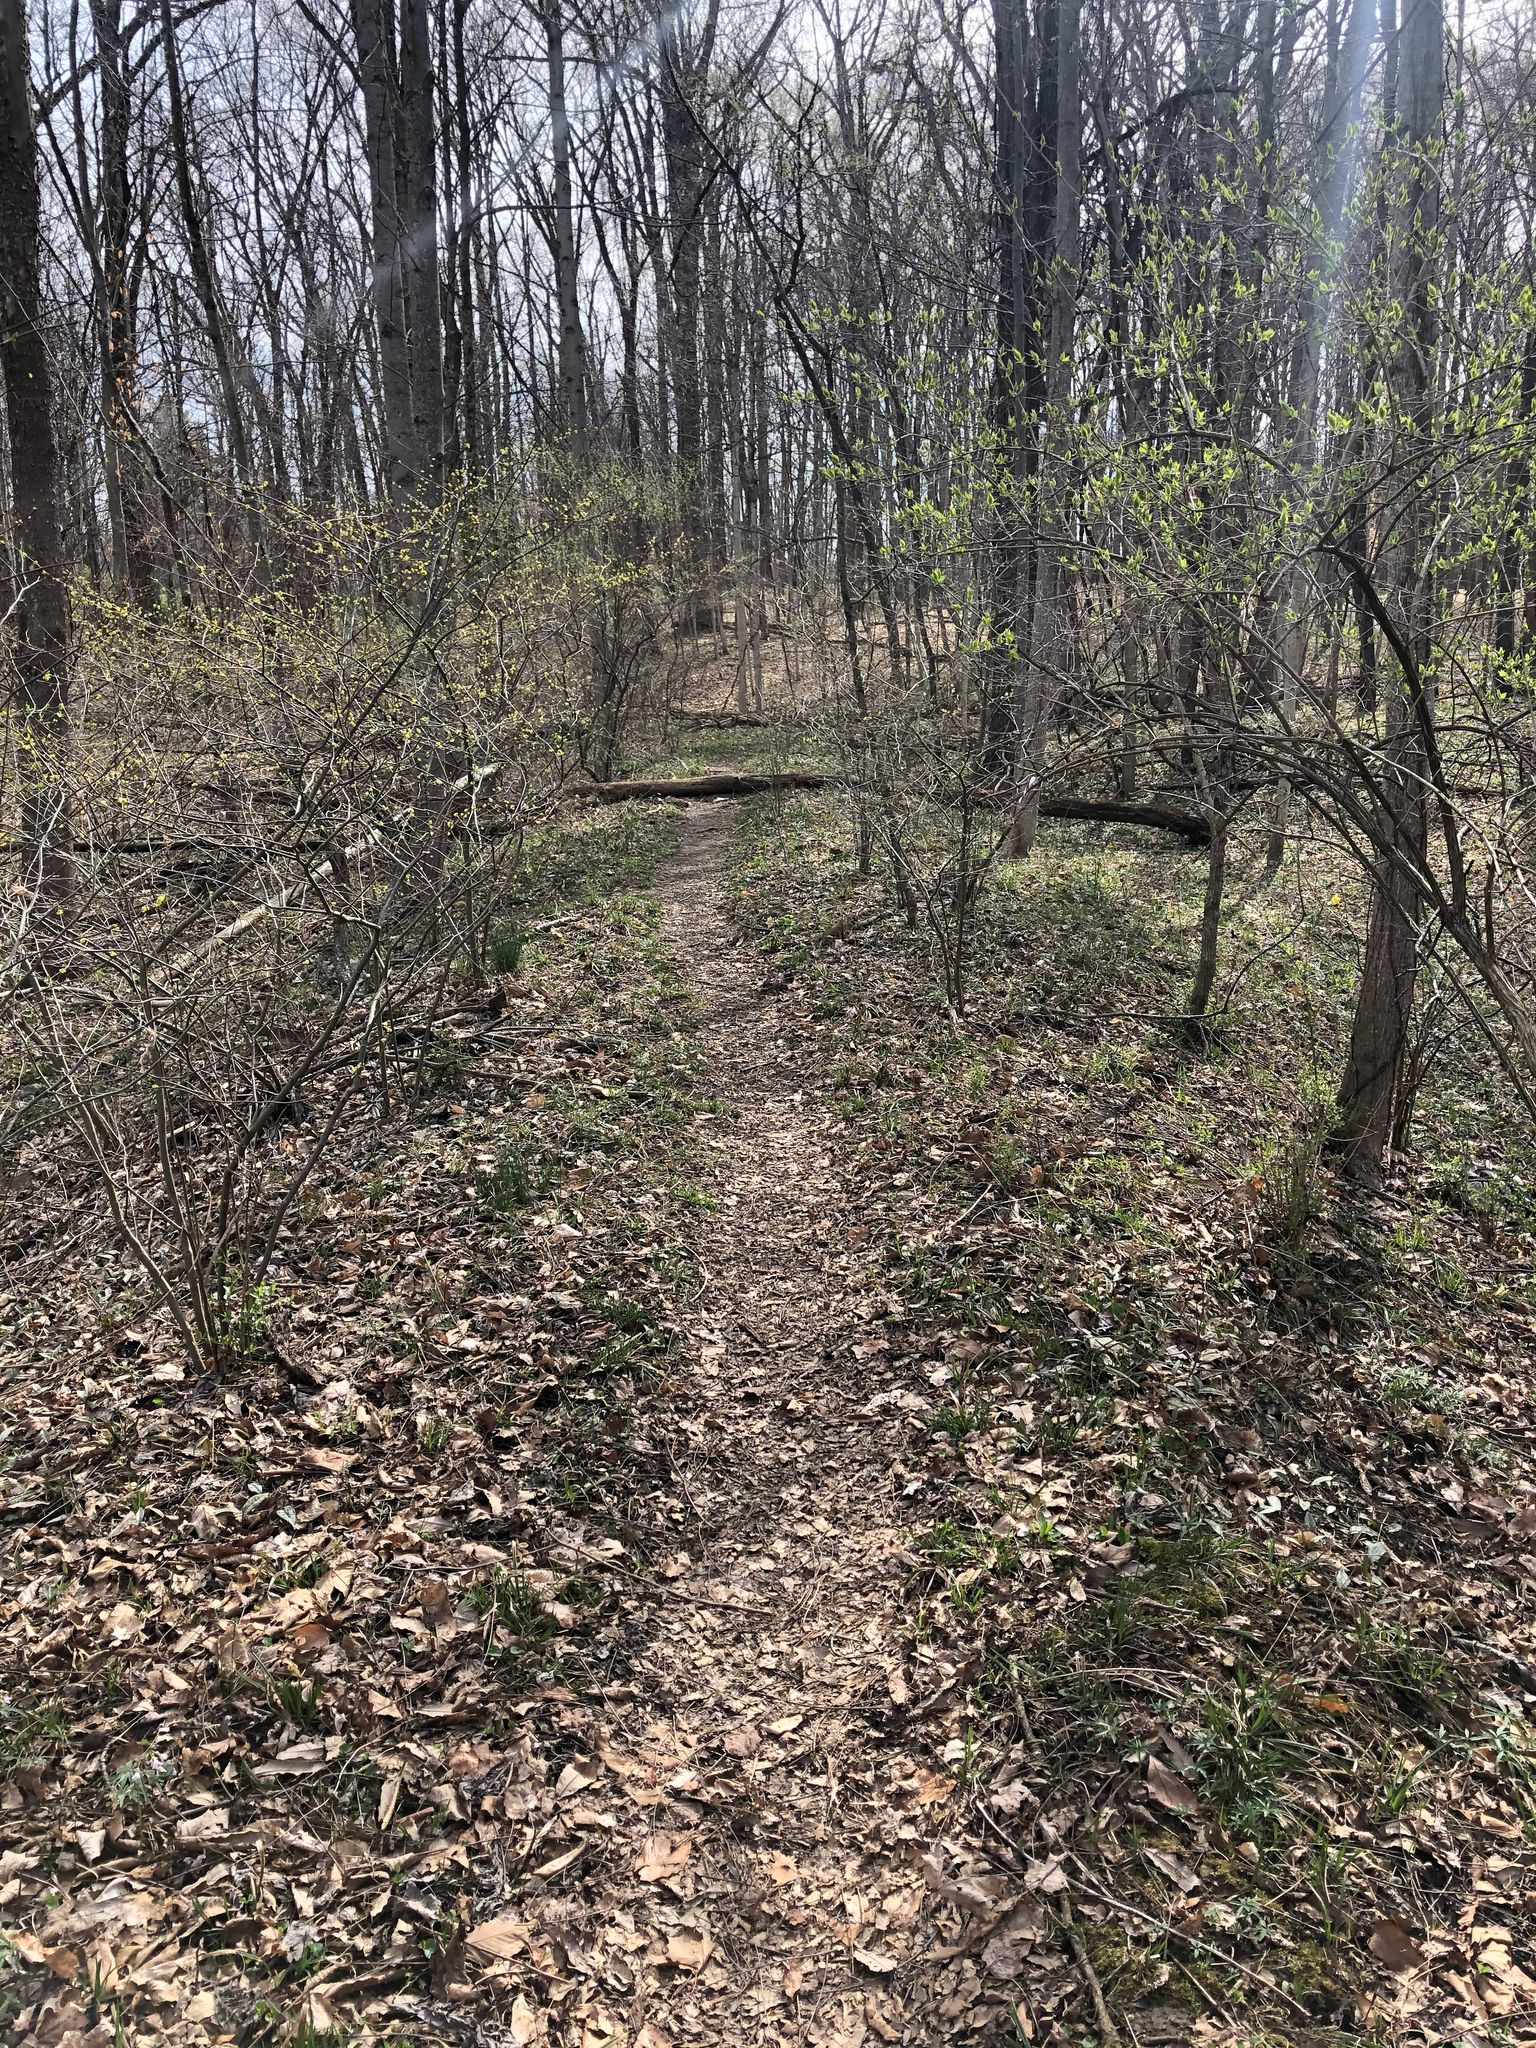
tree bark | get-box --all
[351,0,420,494]
[1336,0,1444,1179]
[399,0,444,488]
[0,0,73,895]
[541,0,589,445]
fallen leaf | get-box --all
[1367,1918,1427,1973]
[418,1578,454,1625]
[299,1446,358,1475]
[666,1931,714,1971]
[175,1806,230,1842]
[638,1832,692,1883]
[104,1601,141,1645]
[981,1900,1048,1980]
[554,1758,601,1799]
[853,1946,898,1975]
[1143,1845,1201,1894]
[466,1917,527,1963]
[920,1852,1018,1915]
[254,1739,327,1779]
[1146,1756,1200,1814]
[911,1770,954,1806]
[378,1775,402,1828]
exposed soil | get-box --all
[568,799,1039,2045]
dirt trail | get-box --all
[580,801,994,2046]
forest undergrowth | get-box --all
[3,755,1536,2048]
[724,777,1536,2046]
[0,802,724,2045]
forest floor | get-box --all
[5,747,1536,2048]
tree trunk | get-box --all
[0,0,73,896]
[399,0,444,489]
[351,0,419,494]
[659,0,718,592]
[158,0,259,551]
[1008,0,1081,856]
[1265,0,1376,870]
[1336,0,1444,1179]
[541,0,589,445]
[90,0,156,603]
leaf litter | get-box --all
[6,788,1536,2045]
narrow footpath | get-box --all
[564,801,1050,2047]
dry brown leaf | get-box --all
[553,1758,601,1799]
[665,1931,714,1971]
[1367,1918,1427,1974]
[466,1916,528,1964]
[637,1832,692,1883]
[174,1806,230,1842]
[299,1446,358,1475]
[1146,1756,1200,1814]
[1143,1845,1201,1893]
[532,1843,583,1877]
[418,1577,454,1625]
[919,1852,1017,1916]
[911,1770,954,1806]
[254,1738,327,1779]
[981,1898,1048,1980]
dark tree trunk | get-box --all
[91,0,156,603]
[0,0,73,894]
[352,0,419,494]
[541,0,589,445]
[399,0,444,489]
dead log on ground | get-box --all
[572,772,830,801]
[571,773,1210,843]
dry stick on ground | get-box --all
[1057,1894,1126,2048]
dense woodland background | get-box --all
[7,0,1536,2043]
[4,0,1536,1161]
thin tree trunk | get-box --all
[158,0,260,555]
[1336,0,1444,1179]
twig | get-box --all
[1058,1893,1126,2048]
[1066,1856,1313,2019]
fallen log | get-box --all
[572,772,831,801]
[1037,797,1210,845]
[571,772,1210,844]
